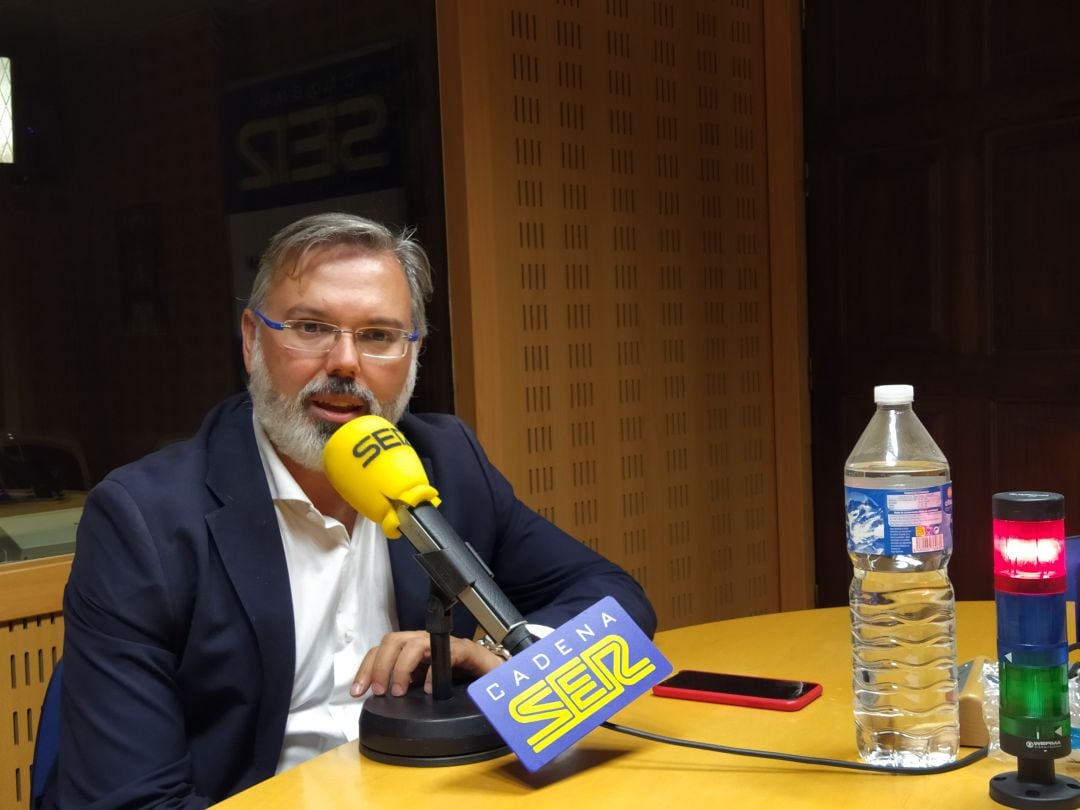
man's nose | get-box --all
[324,333,365,379]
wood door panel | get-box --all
[834,0,942,114]
[990,119,1080,353]
[839,145,946,350]
[807,0,1080,606]
[987,0,1080,84]
[994,402,1080,537]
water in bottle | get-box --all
[845,384,958,767]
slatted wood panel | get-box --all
[0,615,63,810]
[0,555,69,810]
[439,0,809,629]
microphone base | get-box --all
[359,684,509,767]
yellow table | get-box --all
[215,602,1065,809]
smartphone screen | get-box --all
[651,669,822,711]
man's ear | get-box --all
[241,309,257,373]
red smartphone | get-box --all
[651,669,822,712]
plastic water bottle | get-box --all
[845,384,958,767]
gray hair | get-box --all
[247,212,435,337]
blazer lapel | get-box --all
[204,410,295,779]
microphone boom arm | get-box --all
[397,503,535,654]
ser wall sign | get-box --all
[223,47,404,213]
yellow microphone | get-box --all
[322,414,440,538]
[322,415,535,654]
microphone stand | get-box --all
[359,505,536,766]
[359,582,511,766]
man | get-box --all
[49,213,656,808]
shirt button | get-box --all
[344,631,354,642]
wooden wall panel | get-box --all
[0,615,62,810]
[0,556,68,809]
[439,0,810,628]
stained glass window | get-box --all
[0,57,12,164]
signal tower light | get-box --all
[990,491,1080,809]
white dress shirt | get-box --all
[252,419,399,774]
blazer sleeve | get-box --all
[437,418,657,638]
[57,479,211,809]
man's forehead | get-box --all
[264,244,412,324]
[289,243,400,277]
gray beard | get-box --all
[247,338,418,471]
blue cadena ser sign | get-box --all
[468,596,672,773]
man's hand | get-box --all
[350,631,505,698]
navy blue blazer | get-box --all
[51,394,655,808]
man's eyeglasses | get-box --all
[253,309,419,359]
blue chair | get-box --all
[30,659,62,807]
[1067,536,1080,645]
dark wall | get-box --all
[804,1,1080,603]
[0,0,449,486]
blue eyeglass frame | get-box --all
[252,309,420,351]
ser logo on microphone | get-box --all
[351,425,410,468]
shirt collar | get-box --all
[252,414,317,509]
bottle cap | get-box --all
[992,491,1065,521]
[873,384,914,405]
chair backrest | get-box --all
[30,659,62,805]
[1,435,91,496]
[20,437,91,492]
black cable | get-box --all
[600,721,989,775]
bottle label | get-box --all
[845,482,953,555]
